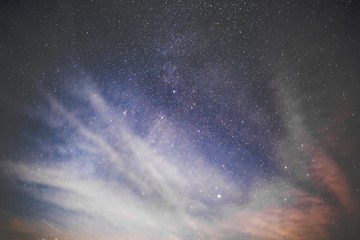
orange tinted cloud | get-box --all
[306,144,357,211]
[214,192,333,240]
[208,143,359,240]
[5,218,36,234]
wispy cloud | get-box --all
[1,86,246,239]
[1,82,358,240]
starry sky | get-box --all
[1,0,360,239]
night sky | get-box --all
[1,1,360,239]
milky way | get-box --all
[1,1,360,239]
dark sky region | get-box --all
[1,0,360,239]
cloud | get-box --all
[1,87,246,239]
[1,82,358,240]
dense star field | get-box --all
[1,1,360,239]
